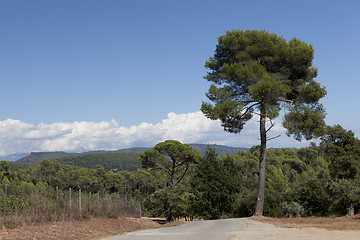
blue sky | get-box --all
[0,0,359,156]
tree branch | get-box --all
[244,102,261,112]
[267,135,281,141]
[276,98,294,104]
[176,164,190,187]
[266,119,275,133]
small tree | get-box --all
[330,179,359,216]
[139,140,201,221]
[201,30,326,216]
[281,201,304,218]
[0,160,11,184]
[190,148,241,219]
[321,125,360,180]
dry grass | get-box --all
[0,217,166,240]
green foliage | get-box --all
[143,186,195,221]
[142,188,169,218]
[321,125,360,180]
[201,29,326,138]
[297,147,319,165]
[321,124,360,216]
[283,103,327,141]
[54,152,141,172]
[139,140,201,188]
[139,140,200,221]
[329,179,360,216]
[264,165,290,216]
[1,160,11,183]
[293,176,331,216]
[190,149,241,219]
[234,151,259,217]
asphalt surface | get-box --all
[102,218,247,240]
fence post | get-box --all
[3,184,7,220]
[89,192,92,216]
[22,186,26,224]
[117,193,120,214]
[79,189,82,219]
[69,188,72,220]
[137,200,142,217]
[56,187,59,219]
[97,191,100,216]
[40,187,44,221]
[105,191,108,215]
[111,193,114,216]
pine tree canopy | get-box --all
[201,30,327,140]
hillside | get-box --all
[17,151,78,162]
[84,147,149,154]
[54,152,141,172]
[15,144,246,163]
[116,147,150,153]
[16,147,149,163]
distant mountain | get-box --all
[13,144,247,164]
[54,152,141,172]
[84,147,149,154]
[116,147,150,153]
[17,151,78,162]
[16,147,150,163]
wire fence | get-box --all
[0,184,141,228]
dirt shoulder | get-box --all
[231,217,360,240]
[0,217,167,240]
[253,216,360,230]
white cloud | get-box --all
[0,111,313,157]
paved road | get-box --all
[102,218,247,240]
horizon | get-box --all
[1,142,313,161]
[1,133,322,159]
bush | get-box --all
[281,201,304,217]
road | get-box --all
[102,218,247,240]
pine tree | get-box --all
[201,30,326,216]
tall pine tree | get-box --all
[201,30,326,216]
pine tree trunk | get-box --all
[254,113,267,216]
[165,196,173,222]
[170,161,176,188]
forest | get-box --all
[1,124,359,227]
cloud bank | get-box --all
[0,111,312,156]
